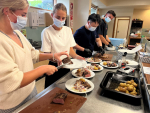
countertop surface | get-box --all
[14,51,144,113]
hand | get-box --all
[109,42,113,46]
[107,43,113,47]
[75,55,85,60]
[98,46,105,55]
[54,51,69,66]
[45,65,58,76]
[83,48,92,57]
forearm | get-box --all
[96,37,102,47]
[20,66,47,88]
[100,35,109,45]
[39,53,53,61]
[73,44,84,51]
[106,35,110,42]
[69,47,78,58]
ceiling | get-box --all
[92,0,150,9]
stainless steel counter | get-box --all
[14,51,144,113]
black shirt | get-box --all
[74,26,98,57]
[94,19,108,50]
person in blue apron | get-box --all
[41,3,84,89]
[94,10,116,51]
[73,13,103,57]
[0,0,69,113]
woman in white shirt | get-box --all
[0,0,68,113]
[41,3,84,88]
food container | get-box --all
[100,71,142,105]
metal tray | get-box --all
[100,71,142,105]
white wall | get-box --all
[73,0,92,33]
[99,8,134,40]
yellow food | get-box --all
[127,86,134,92]
[80,78,85,82]
[132,82,138,87]
[126,81,132,84]
[103,62,107,65]
[119,83,126,87]
[94,66,98,70]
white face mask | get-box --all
[89,26,97,31]
[105,17,111,23]
[7,12,27,30]
[54,18,65,28]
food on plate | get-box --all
[62,57,73,64]
[75,68,91,77]
[86,63,101,70]
[93,53,108,59]
[72,78,91,92]
[103,61,117,67]
[86,57,101,62]
[115,80,139,96]
[52,93,67,104]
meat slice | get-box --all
[52,93,67,104]
[62,57,73,64]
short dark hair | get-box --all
[88,13,101,25]
[106,10,116,17]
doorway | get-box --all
[112,17,130,39]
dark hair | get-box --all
[88,13,101,25]
[106,10,116,17]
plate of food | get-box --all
[65,78,94,94]
[100,61,118,68]
[118,59,139,68]
[62,57,87,69]
[86,63,103,71]
[71,68,95,78]
[86,57,102,63]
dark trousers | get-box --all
[44,61,70,89]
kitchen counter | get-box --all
[14,51,144,113]
[128,36,150,45]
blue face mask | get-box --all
[89,26,97,31]
[54,18,65,28]
[105,17,111,23]
[7,12,27,30]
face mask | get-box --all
[89,26,97,31]
[54,18,65,28]
[105,17,111,23]
[7,12,27,30]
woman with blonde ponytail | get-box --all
[0,0,68,112]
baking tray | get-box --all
[100,71,142,105]
[19,87,87,113]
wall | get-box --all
[99,8,134,40]
[73,0,92,33]
[132,9,150,29]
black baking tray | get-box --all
[100,71,142,105]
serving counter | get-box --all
[14,51,144,113]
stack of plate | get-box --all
[116,49,136,60]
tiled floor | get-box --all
[35,77,45,94]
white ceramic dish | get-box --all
[71,69,95,78]
[86,64,103,72]
[63,59,87,69]
[100,61,119,69]
[106,46,116,51]
[65,77,94,94]
[118,59,139,68]
[86,58,102,63]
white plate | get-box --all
[71,69,95,78]
[106,46,116,51]
[65,77,94,94]
[86,58,102,63]
[63,59,87,69]
[118,59,139,67]
[100,61,118,69]
[86,64,103,71]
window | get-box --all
[28,0,54,10]
[91,8,97,14]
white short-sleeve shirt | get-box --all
[41,25,76,59]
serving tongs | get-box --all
[57,62,71,70]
